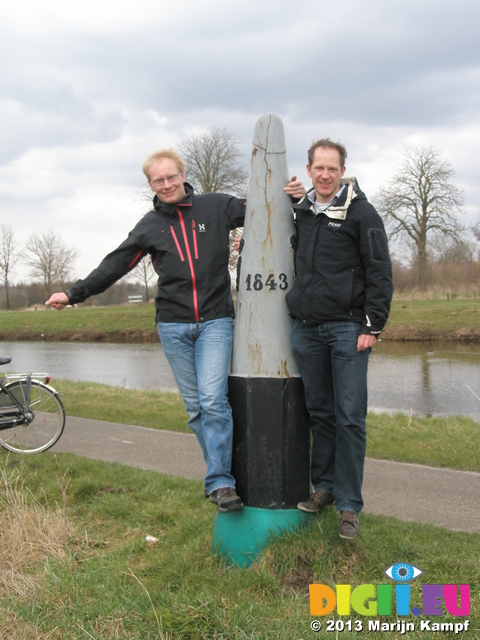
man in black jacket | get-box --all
[286,139,393,538]
[46,148,304,513]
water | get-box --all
[0,341,178,391]
[1,340,479,421]
[369,341,480,420]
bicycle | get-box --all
[0,357,65,454]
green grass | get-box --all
[366,412,480,472]
[384,298,480,338]
[0,453,478,639]
[56,379,189,433]
[0,304,158,341]
[1,298,480,341]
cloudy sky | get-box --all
[1,0,479,284]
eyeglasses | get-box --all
[150,173,182,187]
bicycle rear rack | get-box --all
[2,372,51,385]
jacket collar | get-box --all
[153,182,194,215]
[294,177,359,221]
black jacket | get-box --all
[285,178,392,335]
[66,183,245,323]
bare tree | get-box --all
[375,146,464,291]
[179,127,248,196]
[179,128,247,286]
[129,255,156,302]
[25,230,78,299]
[473,215,480,242]
[430,236,476,263]
[0,225,20,310]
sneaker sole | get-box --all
[297,501,334,513]
[297,504,322,513]
[338,532,359,540]
[218,501,243,513]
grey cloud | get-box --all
[4,0,480,136]
[2,0,480,283]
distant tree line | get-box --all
[0,279,156,311]
[0,226,157,311]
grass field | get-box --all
[0,453,478,639]
[1,298,479,342]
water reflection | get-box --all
[369,340,480,420]
[1,340,479,421]
[0,341,177,391]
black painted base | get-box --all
[228,375,310,509]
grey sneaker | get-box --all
[297,490,335,513]
[209,487,243,513]
[338,511,359,539]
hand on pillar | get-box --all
[284,176,306,200]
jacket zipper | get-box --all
[170,227,185,261]
[177,209,199,323]
[191,220,199,259]
[129,250,144,269]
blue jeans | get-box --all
[157,318,235,494]
[291,320,370,514]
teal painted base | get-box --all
[212,506,313,567]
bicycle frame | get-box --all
[0,374,34,429]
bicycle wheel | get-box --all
[0,379,65,454]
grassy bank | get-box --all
[0,454,478,639]
[0,304,159,343]
[1,298,480,342]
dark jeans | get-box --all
[291,320,370,514]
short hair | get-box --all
[142,148,186,180]
[307,138,348,168]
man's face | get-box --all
[307,146,346,204]
[148,158,186,204]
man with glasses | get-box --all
[46,148,304,513]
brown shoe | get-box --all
[297,490,335,513]
[209,487,243,513]
[338,511,359,539]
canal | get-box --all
[1,340,479,421]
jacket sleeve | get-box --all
[66,232,146,304]
[225,196,246,229]
[358,206,393,334]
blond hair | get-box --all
[142,148,186,180]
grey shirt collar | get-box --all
[308,185,345,215]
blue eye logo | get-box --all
[385,563,423,582]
